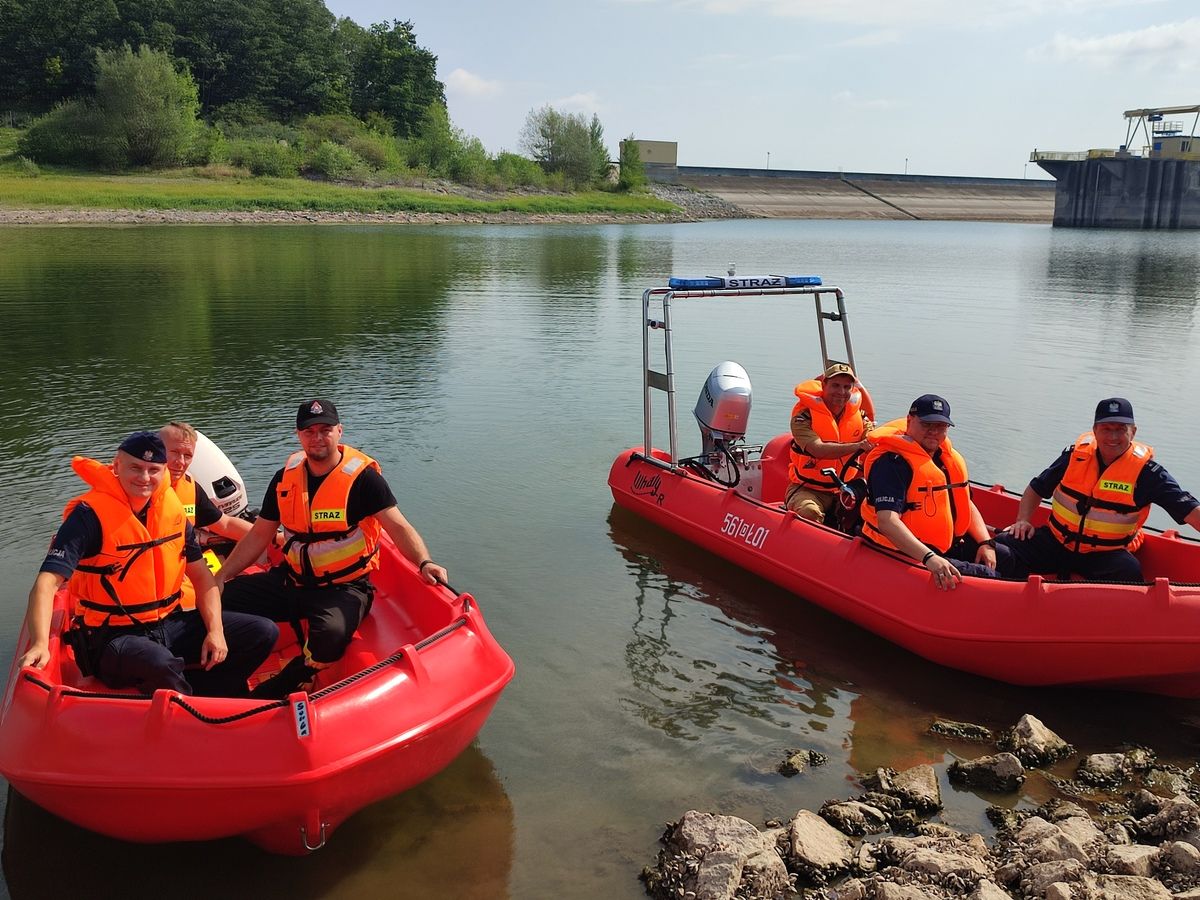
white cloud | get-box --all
[1031,17,1200,70]
[552,92,603,115]
[670,0,1160,28]
[445,68,502,99]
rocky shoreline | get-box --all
[0,184,749,227]
[643,714,1200,900]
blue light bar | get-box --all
[667,274,822,290]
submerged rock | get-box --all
[929,719,995,743]
[864,765,943,814]
[948,753,1026,793]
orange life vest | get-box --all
[66,457,187,627]
[1048,432,1153,553]
[277,444,383,587]
[172,474,199,611]
[174,474,198,525]
[788,378,869,491]
[859,419,971,554]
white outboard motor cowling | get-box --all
[189,431,249,517]
[693,361,752,455]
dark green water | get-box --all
[2,220,1200,898]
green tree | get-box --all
[347,20,444,137]
[94,45,199,166]
[0,0,120,112]
[618,135,647,191]
[519,106,610,189]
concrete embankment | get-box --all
[657,167,1056,223]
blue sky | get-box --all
[326,0,1198,178]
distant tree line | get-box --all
[0,0,442,136]
[0,0,649,192]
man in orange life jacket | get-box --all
[786,362,875,522]
[996,398,1200,582]
[860,395,1008,590]
[18,432,278,696]
[160,421,254,544]
[217,400,448,699]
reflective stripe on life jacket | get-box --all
[277,444,383,587]
[859,419,971,555]
[788,378,869,491]
[66,457,186,628]
[1048,431,1153,553]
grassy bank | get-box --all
[0,131,678,218]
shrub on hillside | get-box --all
[306,140,362,179]
[227,138,300,177]
[449,136,492,187]
[348,133,402,171]
[94,46,199,167]
[187,123,228,166]
[18,100,111,165]
[493,151,545,188]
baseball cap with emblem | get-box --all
[1094,397,1135,425]
[908,394,954,426]
[296,399,340,429]
[117,431,168,463]
[822,362,856,380]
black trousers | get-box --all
[994,526,1143,582]
[89,609,278,697]
[221,566,373,665]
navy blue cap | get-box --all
[909,394,954,426]
[118,431,167,463]
[296,399,339,429]
[1094,397,1135,425]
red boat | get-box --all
[608,276,1200,697]
[0,534,514,854]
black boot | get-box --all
[250,655,316,699]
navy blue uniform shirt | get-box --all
[1030,446,1199,523]
[41,503,202,579]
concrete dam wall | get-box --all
[651,166,1056,223]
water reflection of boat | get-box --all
[609,277,1200,697]
[608,502,1200,787]
[2,741,514,899]
[0,533,514,855]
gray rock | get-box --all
[788,809,854,883]
[854,840,878,874]
[898,847,992,881]
[837,877,869,900]
[822,800,890,836]
[999,714,1074,767]
[1059,816,1107,850]
[1079,753,1132,787]
[969,880,1013,900]
[1044,884,1074,900]
[779,751,808,777]
[1172,889,1200,900]
[649,810,791,900]
[1016,817,1093,864]
[1145,768,1192,797]
[876,884,943,900]
[888,765,943,813]
[1043,800,1093,822]
[1092,874,1173,900]
[1020,858,1091,896]
[1136,795,1200,842]
[1107,845,1162,877]
[949,753,1026,792]
[1161,840,1200,874]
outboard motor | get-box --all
[691,361,752,486]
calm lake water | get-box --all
[2,219,1200,898]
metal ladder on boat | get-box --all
[640,281,860,470]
